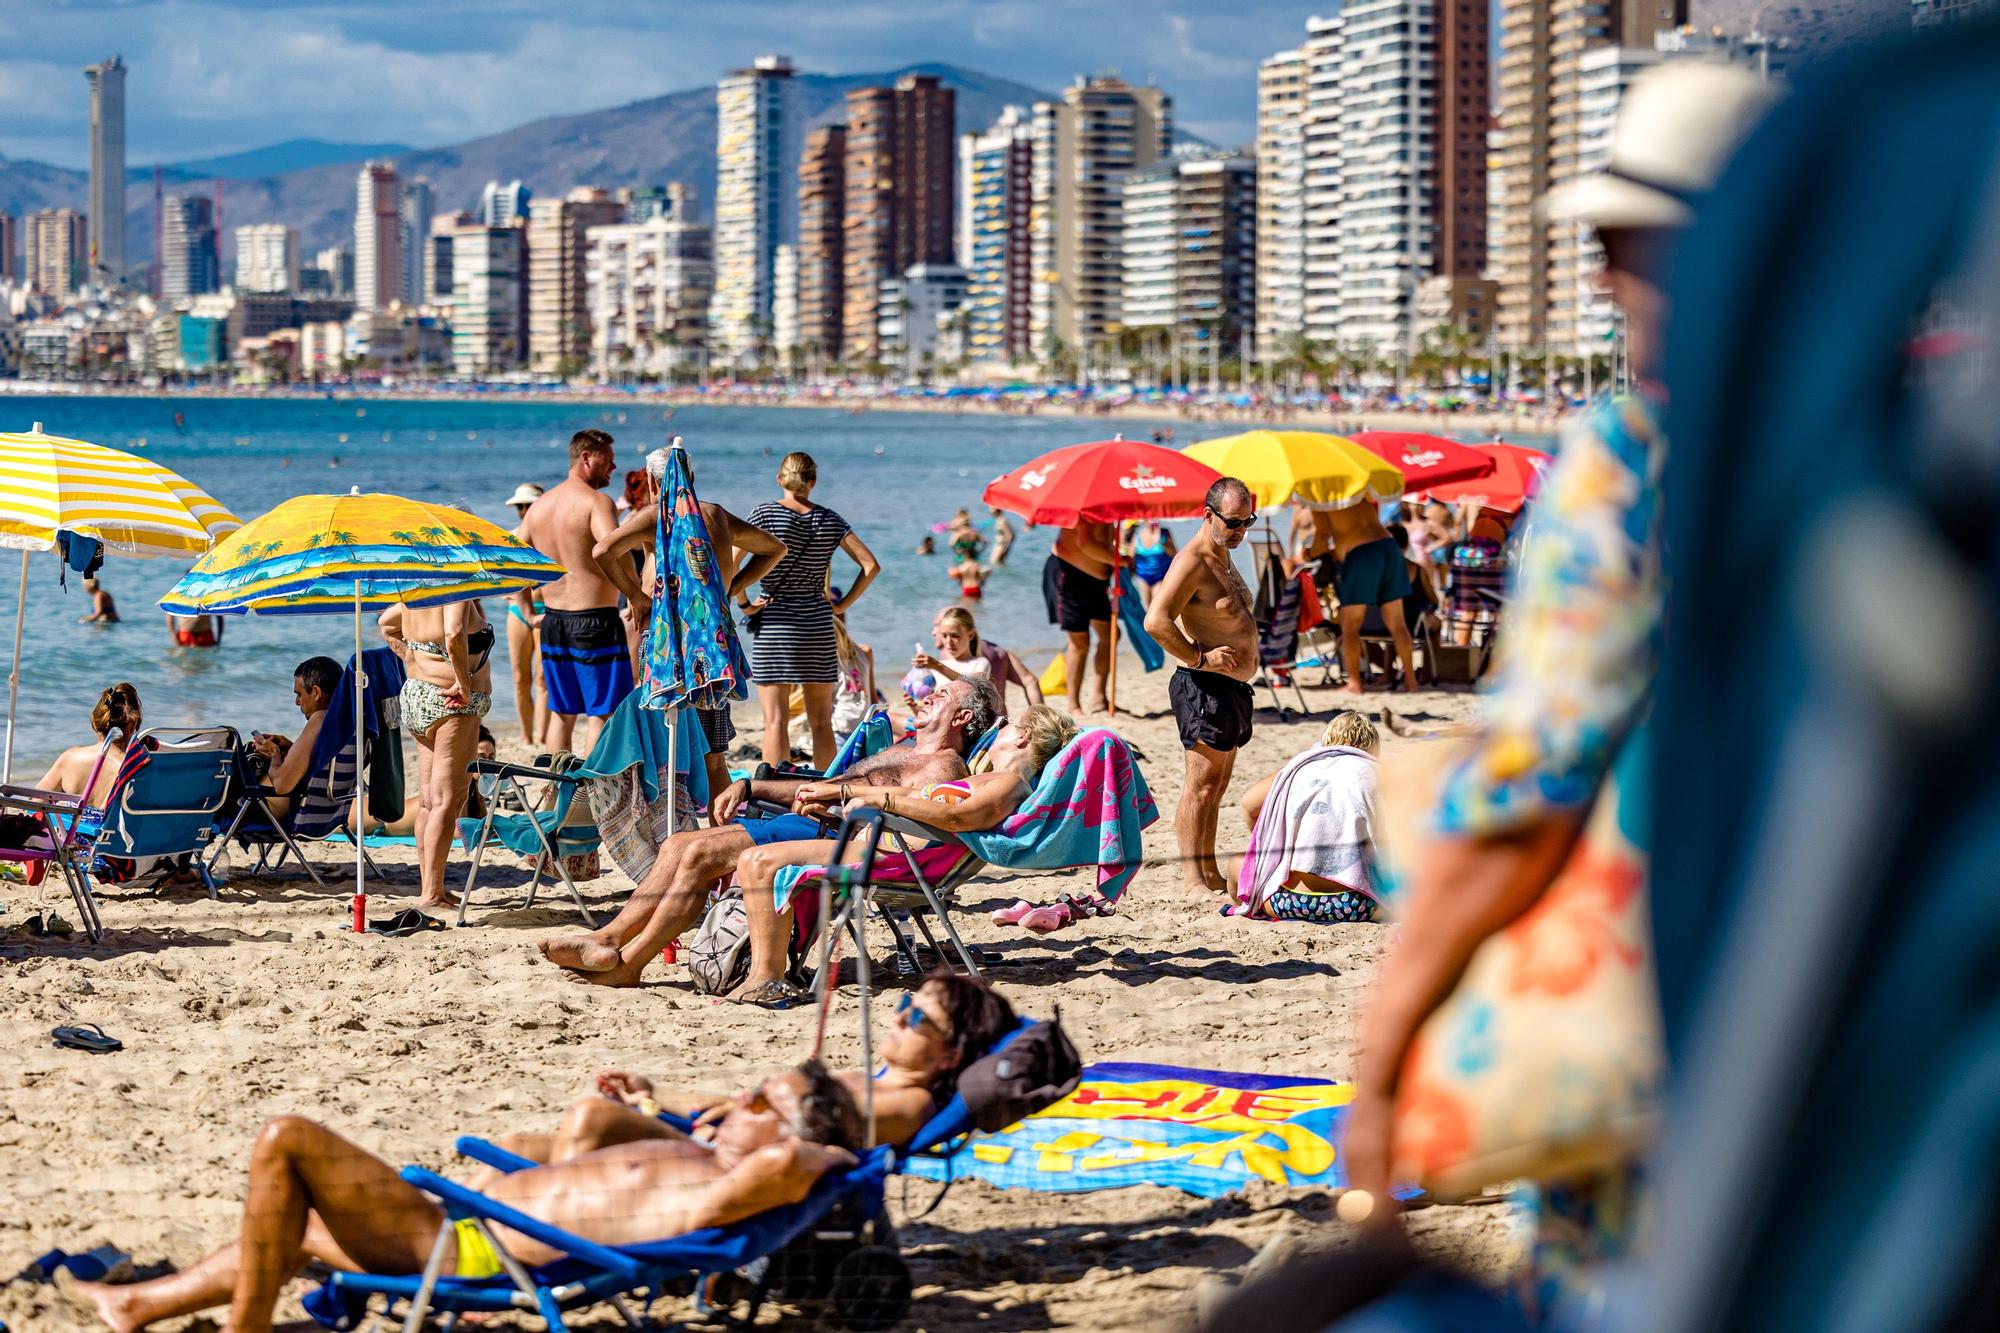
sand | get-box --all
[0,663,1515,1332]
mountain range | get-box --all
[0,63,1061,275]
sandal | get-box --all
[367,908,446,937]
[1057,892,1113,920]
[1019,904,1074,934]
[734,979,808,1010]
[52,1023,124,1054]
[990,900,1036,925]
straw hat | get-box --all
[1541,62,1778,231]
[504,482,545,508]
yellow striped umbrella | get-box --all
[1,422,239,780]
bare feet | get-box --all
[539,935,621,972]
[1342,682,1367,696]
[55,1272,142,1333]
[564,954,650,987]
[416,891,461,911]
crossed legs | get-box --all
[539,823,754,986]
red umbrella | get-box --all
[983,437,1222,713]
[983,437,1221,525]
[1350,430,1497,491]
[1417,442,1553,513]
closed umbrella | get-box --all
[161,489,563,930]
[984,436,1221,712]
[0,422,240,780]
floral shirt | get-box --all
[1433,394,1667,836]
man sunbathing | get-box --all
[61,1063,861,1333]
[730,705,1080,1007]
[485,972,1019,1168]
[538,674,1001,987]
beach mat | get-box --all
[328,831,418,847]
[906,1062,1354,1198]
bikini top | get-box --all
[408,624,495,670]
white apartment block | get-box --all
[772,243,799,354]
[587,216,713,379]
[1301,16,1345,347]
[711,55,801,361]
[449,223,525,373]
[1121,154,1257,360]
[235,223,299,294]
[1334,0,1437,356]
[1255,49,1308,362]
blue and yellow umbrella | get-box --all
[159,489,564,929]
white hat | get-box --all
[505,482,545,507]
[1541,62,1778,231]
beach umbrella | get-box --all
[0,421,240,781]
[1416,442,1554,513]
[160,488,563,931]
[640,439,750,839]
[1181,429,1405,512]
[1348,430,1498,492]
[984,436,1221,712]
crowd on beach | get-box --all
[18,46,2000,1333]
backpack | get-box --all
[687,888,752,995]
[956,1011,1084,1133]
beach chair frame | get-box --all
[454,760,601,928]
[91,726,240,900]
[0,779,107,942]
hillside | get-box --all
[0,63,1054,275]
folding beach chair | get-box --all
[209,650,404,887]
[0,730,120,941]
[1250,536,1312,716]
[89,726,239,900]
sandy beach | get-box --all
[1,664,1516,1332]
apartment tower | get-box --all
[586,214,713,378]
[26,209,88,299]
[159,195,219,299]
[841,74,957,363]
[449,220,527,373]
[795,124,847,359]
[1121,153,1258,365]
[84,56,127,283]
[1254,49,1308,363]
[354,161,402,313]
[712,55,801,360]
[528,187,626,373]
[235,223,299,294]
[1030,75,1173,359]
[958,106,1036,366]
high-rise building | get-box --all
[1492,0,1686,351]
[479,180,531,227]
[878,263,967,365]
[1301,16,1345,347]
[0,213,21,283]
[1121,154,1258,365]
[712,54,801,360]
[1255,49,1308,363]
[958,106,1036,367]
[772,244,800,356]
[235,223,299,294]
[621,183,695,223]
[1030,75,1173,360]
[84,56,126,284]
[795,123,847,359]
[428,214,468,303]
[449,221,526,373]
[586,214,713,379]
[841,74,957,363]
[160,195,220,299]
[527,187,626,374]
[26,209,88,299]
[399,177,433,305]
[354,161,402,312]
[310,245,353,298]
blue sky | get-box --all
[0,0,1322,167]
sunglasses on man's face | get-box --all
[894,992,949,1038]
[1207,508,1255,532]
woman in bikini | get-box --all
[380,599,493,911]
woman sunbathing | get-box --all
[1223,710,1383,924]
[488,972,1018,1168]
[731,703,1080,1008]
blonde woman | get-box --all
[742,452,881,769]
[913,607,1043,717]
[1224,710,1383,924]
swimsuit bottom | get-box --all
[400,678,492,737]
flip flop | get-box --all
[1057,892,1114,920]
[51,1023,123,1054]
[367,909,446,938]
[1019,904,1073,935]
[734,979,808,1010]
[990,900,1036,925]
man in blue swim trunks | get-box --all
[540,675,1000,986]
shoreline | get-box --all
[0,380,1567,439]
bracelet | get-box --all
[839,783,850,802]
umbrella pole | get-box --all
[1107,544,1121,716]
[352,585,367,933]
[665,705,677,839]
[4,550,24,784]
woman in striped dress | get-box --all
[742,452,881,769]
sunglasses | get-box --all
[1207,508,1255,532]
[894,993,950,1038]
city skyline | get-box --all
[0,0,1316,169]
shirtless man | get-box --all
[1144,478,1260,894]
[516,429,643,755]
[1301,499,1418,694]
[538,674,1000,986]
[62,1063,860,1333]
[1045,519,1117,712]
[596,458,788,808]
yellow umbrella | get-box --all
[1183,430,1405,511]
[0,422,240,779]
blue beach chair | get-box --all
[89,726,239,900]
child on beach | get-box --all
[950,558,988,600]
